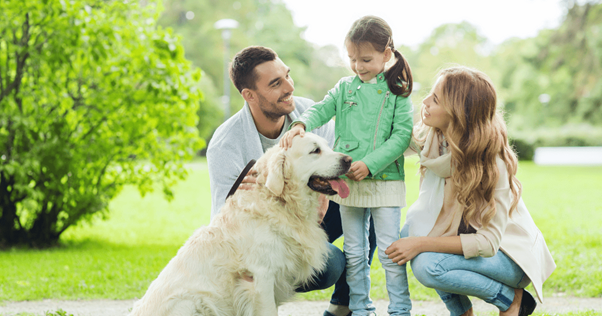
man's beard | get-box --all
[257,92,294,122]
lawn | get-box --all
[1,158,601,305]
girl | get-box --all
[281,16,413,316]
[385,67,556,316]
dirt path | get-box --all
[1,296,601,315]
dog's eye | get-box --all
[310,147,321,154]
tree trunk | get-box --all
[0,172,23,247]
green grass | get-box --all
[1,158,601,304]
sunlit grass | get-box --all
[1,158,601,303]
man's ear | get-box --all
[241,88,255,104]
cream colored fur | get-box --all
[129,133,351,316]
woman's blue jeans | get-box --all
[402,226,530,315]
[340,206,412,316]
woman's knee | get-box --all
[411,252,448,289]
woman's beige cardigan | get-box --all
[429,157,556,304]
[407,135,556,304]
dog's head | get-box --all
[256,132,351,198]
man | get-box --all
[207,46,375,316]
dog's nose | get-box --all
[342,155,352,164]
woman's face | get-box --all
[422,76,452,133]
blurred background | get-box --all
[163,0,602,158]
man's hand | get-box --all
[317,194,328,224]
[279,124,305,149]
[346,161,369,181]
[385,237,425,265]
[239,167,258,190]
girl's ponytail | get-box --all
[345,16,413,97]
[386,49,413,97]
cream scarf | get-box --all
[405,130,452,237]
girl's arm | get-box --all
[386,236,463,265]
[292,80,342,132]
[361,95,413,176]
[281,80,343,148]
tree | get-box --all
[0,0,204,247]
[402,22,496,103]
[157,0,350,133]
[495,2,602,128]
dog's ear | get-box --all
[265,148,288,196]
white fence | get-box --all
[534,147,602,166]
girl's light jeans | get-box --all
[340,206,411,316]
[402,225,530,316]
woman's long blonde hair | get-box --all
[415,66,522,228]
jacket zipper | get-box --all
[373,91,390,150]
[334,136,341,149]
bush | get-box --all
[509,124,602,160]
[510,138,536,161]
[0,0,204,247]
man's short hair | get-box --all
[229,46,278,93]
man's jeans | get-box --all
[404,225,530,316]
[340,206,411,316]
[297,201,377,307]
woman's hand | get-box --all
[279,124,306,149]
[385,237,425,265]
[346,161,369,181]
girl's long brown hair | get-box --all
[345,15,413,97]
[415,67,522,228]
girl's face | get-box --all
[422,76,452,133]
[346,41,391,82]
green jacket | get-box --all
[294,73,413,181]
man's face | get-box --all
[250,58,295,121]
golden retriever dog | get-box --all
[129,132,351,316]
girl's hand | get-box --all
[279,124,306,149]
[346,161,369,181]
[385,237,424,265]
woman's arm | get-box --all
[387,158,515,264]
[385,235,463,265]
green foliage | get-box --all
[400,3,602,134]
[0,0,204,247]
[510,138,536,161]
[44,310,73,316]
[156,0,351,135]
[509,124,602,160]
[495,2,602,128]
[400,21,496,108]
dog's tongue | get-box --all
[328,178,350,199]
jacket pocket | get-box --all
[338,140,360,152]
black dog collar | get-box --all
[225,159,257,201]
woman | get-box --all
[385,67,556,316]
